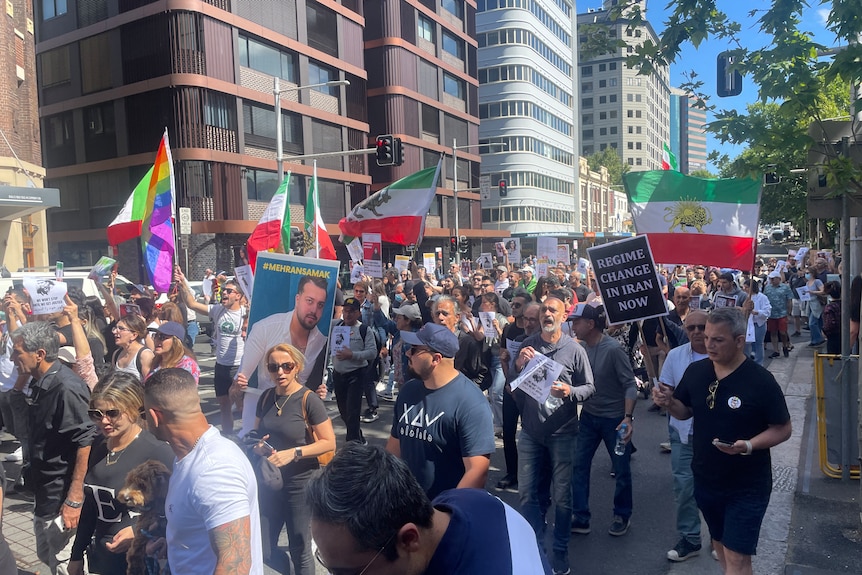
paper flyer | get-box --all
[234,265,254,304]
[510,352,564,404]
[423,253,436,274]
[362,233,382,278]
[88,256,116,280]
[23,278,68,315]
[331,325,351,355]
[394,255,410,275]
[346,237,364,263]
[796,286,811,301]
[536,237,557,265]
[504,238,521,265]
[479,311,496,339]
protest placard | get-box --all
[796,286,811,301]
[478,311,496,338]
[587,235,667,325]
[23,278,67,315]
[423,253,436,273]
[394,255,410,275]
[362,233,382,278]
[714,294,738,308]
[504,238,521,264]
[537,237,557,265]
[234,265,254,304]
[556,244,571,266]
[330,326,350,355]
[346,237,363,263]
[88,257,116,280]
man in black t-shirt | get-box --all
[653,307,791,575]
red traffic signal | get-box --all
[498,179,508,197]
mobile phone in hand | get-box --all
[712,439,735,448]
[261,441,276,455]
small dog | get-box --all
[118,460,172,575]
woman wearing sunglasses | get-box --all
[250,343,335,575]
[111,313,154,381]
[68,372,174,575]
[147,321,200,384]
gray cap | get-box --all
[392,304,421,321]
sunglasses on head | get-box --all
[88,408,123,421]
[267,362,297,374]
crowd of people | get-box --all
[0,245,844,574]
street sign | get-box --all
[178,207,192,235]
[479,175,491,201]
[179,235,189,250]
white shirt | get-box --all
[658,343,708,443]
[166,426,262,574]
[749,292,772,327]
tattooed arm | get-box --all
[209,516,252,575]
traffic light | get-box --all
[376,135,395,166]
[449,236,458,255]
[289,226,305,254]
[717,51,742,97]
[498,179,508,197]
[393,137,404,166]
[459,236,469,256]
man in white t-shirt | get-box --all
[657,310,709,563]
[201,269,215,304]
[234,275,329,436]
[144,368,262,575]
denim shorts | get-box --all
[694,481,771,556]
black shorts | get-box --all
[694,481,771,556]
[214,363,239,397]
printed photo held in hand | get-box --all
[234,253,340,437]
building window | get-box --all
[583,129,593,139]
[422,104,440,137]
[599,79,606,88]
[635,158,642,165]
[599,96,606,104]
[636,94,642,102]
[599,63,606,71]
[442,0,463,18]
[609,95,617,102]
[42,0,67,20]
[309,61,339,95]
[442,31,463,58]
[610,126,617,134]
[80,34,111,94]
[609,110,617,118]
[609,78,617,86]
[306,1,338,57]
[599,127,607,136]
[626,110,633,118]
[582,65,592,76]
[627,142,633,149]
[636,126,642,134]
[39,45,71,87]
[582,97,593,108]
[443,72,465,99]
[635,142,642,149]
[582,114,593,125]
[582,82,592,92]
[635,110,642,118]
[239,35,297,82]
[599,112,607,120]
[609,62,617,70]
[628,158,634,165]
[418,15,434,42]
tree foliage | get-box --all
[609,0,862,226]
[586,148,629,186]
[689,168,716,179]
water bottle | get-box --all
[614,423,628,456]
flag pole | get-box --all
[164,128,180,269]
[313,160,320,258]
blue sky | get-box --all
[638,1,841,170]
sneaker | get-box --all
[659,442,671,453]
[791,331,802,337]
[711,548,719,561]
[3,447,23,462]
[360,410,379,423]
[495,475,518,491]
[769,352,781,359]
[379,392,396,402]
[667,538,701,562]
[551,554,570,575]
[783,346,791,357]
[808,341,825,347]
[608,515,630,536]
[570,520,591,534]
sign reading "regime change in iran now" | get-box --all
[587,235,667,325]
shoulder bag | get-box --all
[301,390,335,466]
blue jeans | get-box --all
[571,411,633,523]
[518,430,575,565]
[488,355,505,428]
[669,426,701,545]
[809,312,825,345]
[746,322,766,364]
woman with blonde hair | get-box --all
[68,372,173,575]
[250,343,335,575]
[148,321,200,383]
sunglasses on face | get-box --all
[222,288,237,294]
[686,324,707,333]
[153,333,173,341]
[267,362,297,374]
[88,408,123,421]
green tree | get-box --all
[611,0,862,222]
[587,148,629,186]
[689,168,716,179]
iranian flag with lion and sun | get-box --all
[623,170,762,271]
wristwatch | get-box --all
[294,447,303,460]
[624,414,634,421]
[64,499,83,509]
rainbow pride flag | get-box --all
[140,131,176,293]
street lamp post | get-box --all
[274,77,350,183]
[452,139,506,263]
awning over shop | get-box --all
[0,186,60,220]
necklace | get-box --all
[106,429,142,466]
[275,388,300,416]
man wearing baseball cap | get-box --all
[386,323,495,498]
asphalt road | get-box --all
[193,340,697,575]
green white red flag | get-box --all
[623,170,761,270]
[338,159,442,246]
[305,162,337,260]
[246,174,291,272]
[661,142,678,171]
